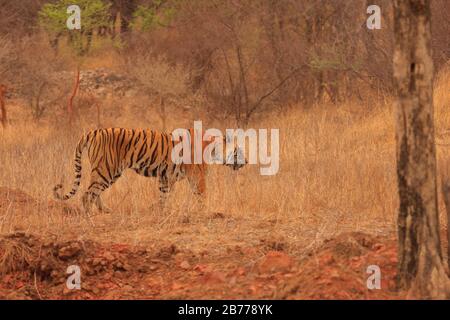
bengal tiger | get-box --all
[53,128,245,214]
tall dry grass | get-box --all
[0,67,449,257]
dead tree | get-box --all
[67,66,80,124]
[80,90,103,128]
[0,84,7,128]
[393,0,450,298]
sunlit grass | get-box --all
[0,67,448,256]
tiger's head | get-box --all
[209,133,247,171]
[225,145,247,171]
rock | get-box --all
[5,289,31,300]
[199,271,226,285]
[103,252,115,262]
[373,243,385,251]
[122,263,131,271]
[179,260,191,270]
[122,285,133,291]
[58,242,82,260]
[157,244,178,259]
[113,261,131,271]
[235,267,246,276]
[193,264,211,273]
[257,251,294,274]
[92,258,102,267]
[171,282,184,290]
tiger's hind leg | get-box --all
[95,196,112,213]
[82,169,120,217]
[94,171,121,213]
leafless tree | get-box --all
[125,50,190,131]
[0,84,7,128]
[0,36,14,78]
[0,37,15,128]
[15,36,69,120]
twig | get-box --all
[33,244,43,300]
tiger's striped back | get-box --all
[53,128,244,214]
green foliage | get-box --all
[38,0,110,55]
[308,55,342,72]
[132,3,177,31]
[308,48,362,73]
[132,5,156,31]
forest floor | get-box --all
[1,66,448,300]
[0,187,405,300]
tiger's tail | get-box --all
[53,134,88,200]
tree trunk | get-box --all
[0,84,7,128]
[160,96,166,132]
[96,102,102,128]
[67,66,80,124]
[393,0,450,298]
[33,82,46,119]
[440,177,450,271]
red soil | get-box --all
[0,187,405,300]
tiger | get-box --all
[53,128,246,214]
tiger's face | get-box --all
[208,134,247,170]
[224,146,247,170]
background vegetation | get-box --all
[0,1,449,298]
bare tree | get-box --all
[0,0,46,37]
[126,51,189,131]
[393,0,450,298]
[0,84,7,128]
[15,36,69,120]
[67,66,80,124]
[0,37,14,78]
[0,37,12,127]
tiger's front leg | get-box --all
[186,165,206,196]
[186,167,206,212]
[158,174,172,211]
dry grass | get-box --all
[0,68,449,259]
[0,234,34,275]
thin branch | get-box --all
[246,67,304,118]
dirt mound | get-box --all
[0,193,404,300]
[0,232,96,279]
[0,232,180,299]
[0,230,403,299]
[0,187,37,208]
[278,232,403,299]
[0,187,80,216]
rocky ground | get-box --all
[0,187,404,300]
